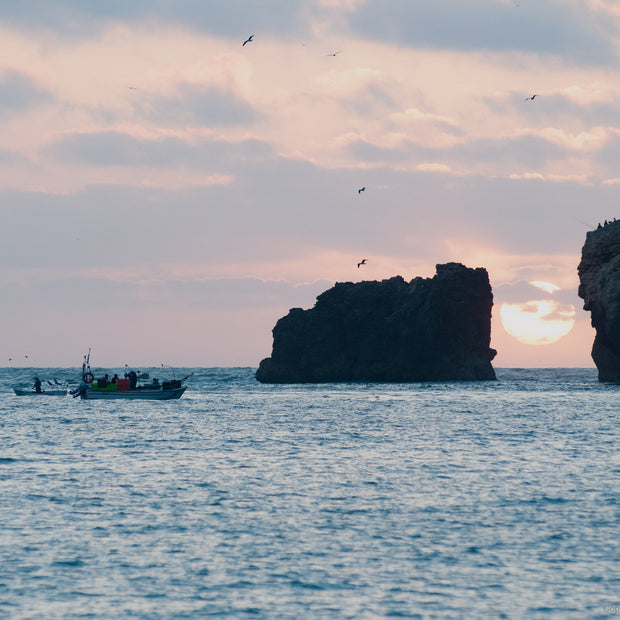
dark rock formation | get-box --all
[578,220,620,381]
[256,262,497,383]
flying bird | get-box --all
[243,34,254,46]
[326,50,342,57]
[357,259,367,268]
[525,94,538,101]
[358,186,365,194]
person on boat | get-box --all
[71,381,88,399]
[98,374,109,388]
[33,377,42,393]
[126,370,138,390]
[111,374,119,384]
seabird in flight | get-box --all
[327,50,342,57]
[358,186,365,194]
[525,94,538,101]
[243,34,254,46]
[357,259,367,268]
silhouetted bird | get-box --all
[326,50,342,57]
[357,259,367,268]
[243,35,254,46]
[525,94,538,101]
[358,186,365,194]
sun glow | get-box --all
[500,300,576,345]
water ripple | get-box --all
[0,367,616,618]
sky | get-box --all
[1,0,618,369]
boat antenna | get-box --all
[162,362,176,380]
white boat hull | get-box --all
[80,386,187,400]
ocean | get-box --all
[0,367,618,619]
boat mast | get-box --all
[82,348,91,376]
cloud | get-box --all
[133,82,261,128]
[0,275,329,313]
[388,108,461,133]
[0,0,309,38]
[483,90,620,130]
[346,131,567,171]
[346,138,410,163]
[46,131,273,169]
[0,70,54,112]
[0,0,612,368]
[494,280,579,308]
[530,280,561,294]
[348,0,619,64]
[0,148,33,166]
[450,133,566,168]
[317,0,366,8]
[0,158,609,280]
[146,277,331,311]
[593,132,620,170]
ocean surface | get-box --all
[0,367,618,619]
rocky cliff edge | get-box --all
[256,262,497,383]
[578,220,620,381]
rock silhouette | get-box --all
[256,262,497,383]
[578,220,620,381]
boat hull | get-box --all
[81,386,187,400]
[13,388,67,396]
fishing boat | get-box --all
[72,350,190,400]
[75,382,187,400]
[13,387,67,396]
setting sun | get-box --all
[500,300,576,345]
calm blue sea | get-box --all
[0,367,618,619]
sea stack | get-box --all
[256,262,497,383]
[578,220,620,382]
